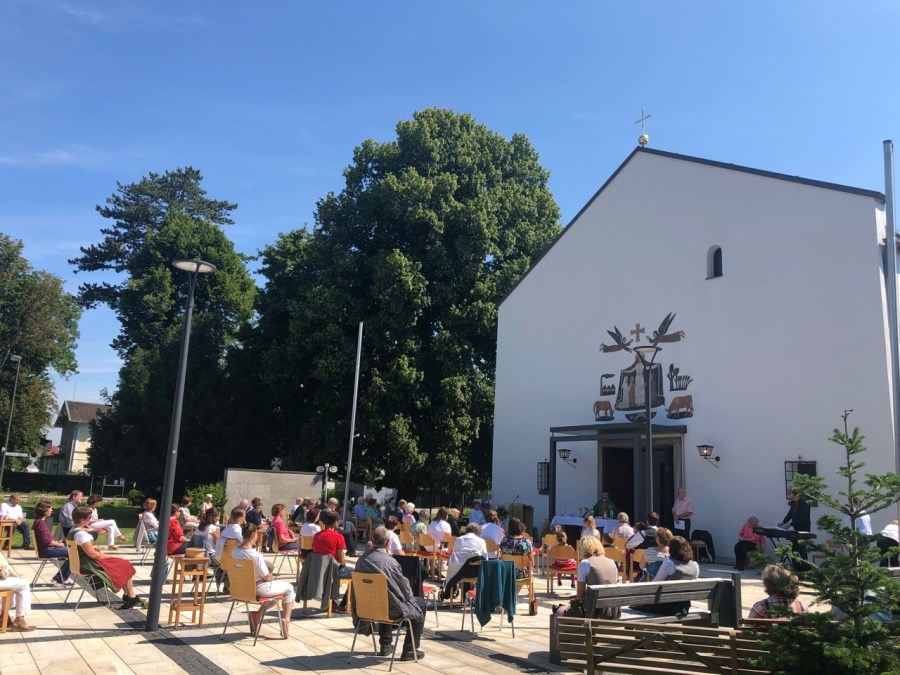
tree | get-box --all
[0,233,81,465]
[86,210,256,489]
[246,108,561,494]
[69,167,237,312]
[756,423,900,673]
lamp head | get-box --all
[171,258,216,274]
[9,355,21,363]
[558,448,571,460]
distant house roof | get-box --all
[54,400,111,427]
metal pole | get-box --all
[145,271,199,632]
[883,141,900,523]
[644,362,653,517]
[0,356,22,489]
[342,322,364,524]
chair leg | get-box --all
[73,580,88,611]
[32,560,46,586]
[222,601,236,637]
[348,621,362,663]
[64,579,76,605]
[388,622,402,672]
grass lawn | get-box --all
[5,501,143,549]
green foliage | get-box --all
[126,489,145,506]
[186,482,227,511]
[0,233,81,454]
[242,108,561,494]
[758,424,900,671]
[81,171,255,489]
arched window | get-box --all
[706,245,723,279]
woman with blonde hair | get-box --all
[142,498,160,543]
[615,512,634,539]
[748,565,805,618]
[582,515,600,539]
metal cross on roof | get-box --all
[634,108,652,134]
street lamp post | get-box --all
[317,463,338,505]
[145,259,215,632]
[0,355,22,490]
[634,345,661,517]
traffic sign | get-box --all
[4,452,28,458]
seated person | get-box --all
[402,502,417,527]
[641,527,672,580]
[653,536,699,582]
[365,498,384,526]
[498,517,535,579]
[31,500,71,584]
[549,528,577,588]
[626,512,660,550]
[232,523,295,637]
[442,522,488,599]
[748,564,806,619]
[268,503,299,551]
[142,498,160,543]
[245,497,266,529]
[733,516,766,571]
[480,509,504,558]
[582,515,600,539]
[428,507,453,575]
[0,549,36,630]
[313,511,352,578]
[614,512,634,540]
[86,494,127,549]
[878,519,900,567]
[354,497,368,525]
[69,506,140,608]
[447,508,461,537]
[384,515,404,555]
[553,536,620,623]
[167,503,191,556]
[215,506,245,558]
[299,508,321,559]
[179,496,199,525]
[0,493,32,550]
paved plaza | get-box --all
[0,545,821,674]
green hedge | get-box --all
[1,471,92,495]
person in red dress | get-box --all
[70,506,139,608]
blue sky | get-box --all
[1,1,898,430]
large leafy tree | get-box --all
[79,176,255,489]
[248,108,561,494]
[0,234,81,463]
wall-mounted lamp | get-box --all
[698,444,720,468]
[558,447,577,467]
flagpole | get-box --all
[342,322,364,524]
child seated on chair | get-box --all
[549,528,577,588]
[232,522,295,637]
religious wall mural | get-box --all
[593,312,694,422]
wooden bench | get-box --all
[550,574,743,665]
[557,618,768,674]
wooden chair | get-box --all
[416,533,438,576]
[612,537,628,551]
[400,520,412,533]
[546,544,578,593]
[605,547,627,583]
[627,548,645,582]
[0,589,10,633]
[484,538,499,559]
[349,572,417,671]
[449,559,481,609]
[355,517,370,542]
[398,531,415,553]
[0,520,14,556]
[540,533,557,573]
[64,540,112,610]
[500,552,535,607]
[220,559,285,645]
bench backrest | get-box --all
[583,572,742,628]
[557,617,769,675]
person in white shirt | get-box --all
[614,512,635,540]
[428,507,452,574]
[215,506,246,558]
[200,494,215,515]
[0,494,31,549]
[443,523,489,599]
[384,515,404,555]
[232,522,294,637]
[86,494,127,549]
[468,501,485,525]
[480,509,504,559]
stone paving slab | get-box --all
[0,544,822,674]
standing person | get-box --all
[0,493,32,550]
[592,491,617,519]
[58,490,84,538]
[733,516,766,571]
[69,506,140,608]
[0,549,36,630]
[878,519,900,567]
[167,504,191,555]
[232,523,294,637]
[31,500,71,584]
[480,509,504,558]
[86,494,127,549]
[354,526,427,661]
[778,490,811,532]
[671,488,695,541]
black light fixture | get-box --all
[557,447,577,467]
[634,344,662,513]
[537,460,549,494]
[698,444,720,468]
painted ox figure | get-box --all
[666,394,693,416]
[593,400,614,421]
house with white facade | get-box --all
[492,146,894,559]
[44,400,111,474]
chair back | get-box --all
[444,535,456,552]
[458,559,482,587]
[606,547,626,565]
[628,548,645,580]
[542,533,558,548]
[227,559,259,603]
[65,539,83,577]
[134,516,149,551]
[418,532,435,550]
[401,520,412,533]
[271,531,281,553]
[613,537,628,551]
[500,552,532,575]
[484,538,499,555]
[300,535,315,550]
[547,544,576,562]
[219,538,238,572]
[351,572,392,623]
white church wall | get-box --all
[493,149,893,556]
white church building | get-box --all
[491,146,895,559]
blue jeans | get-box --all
[42,547,71,581]
[14,521,31,547]
[339,566,353,579]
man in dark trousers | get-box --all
[354,526,427,661]
[779,490,811,532]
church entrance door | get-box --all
[600,442,677,527]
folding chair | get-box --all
[64,540,112,610]
[349,572,417,671]
[220,560,284,645]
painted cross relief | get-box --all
[594,312,694,422]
